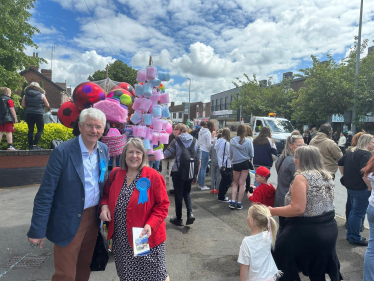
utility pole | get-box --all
[51,45,55,72]
[187,78,191,122]
[351,0,363,135]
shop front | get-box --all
[210,110,237,128]
[332,114,374,134]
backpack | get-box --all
[176,137,199,181]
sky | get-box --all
[28,0,374,105]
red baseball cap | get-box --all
[255,166,270,178]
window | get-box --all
[225,97,228,109]
[178,112,182,118]
[173,112,176,119]
[220,98,223,110]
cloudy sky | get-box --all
[29,0,374,104]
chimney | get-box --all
[369,46,374,55]
[259,80,267,87]
[283,72,293,80]
[33,52,35,57]
[36,53,38,58]
[171,102,175,107]
[41,69,52,80]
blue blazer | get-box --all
[27,137,109,247]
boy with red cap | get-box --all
[248,166,275,207]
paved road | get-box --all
[0,178,368,281]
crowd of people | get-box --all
[25,109,374,281]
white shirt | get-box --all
[78,135,100,209]
[238,231,280,281]
[198,128,212,152]
[338,136,346,147]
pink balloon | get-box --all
[166,123,173,134]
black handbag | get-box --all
[90,229,109,271]
[220,143,232,177]
[248,160,254,170]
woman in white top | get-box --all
[338,132,346,154]
[238,204,281,281]
[197,121,213,190]
[215,128,232,202]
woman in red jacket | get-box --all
[100,138,170,281]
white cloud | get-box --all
[25,44,115,88]
[35,0,374,105]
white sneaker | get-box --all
[200,186,210,191]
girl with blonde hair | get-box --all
[238,204,281,281]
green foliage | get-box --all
[88,60,138,86]
[291,55,354,123]
[232,38,374,125]
[231,74,296,120]
[39,80,44,89]
[0,122,74,150]
[0,0,46,91]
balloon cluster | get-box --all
[130,65,171,160]
[57,80,134,128]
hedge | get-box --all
[0,121,74,150]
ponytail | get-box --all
[248,204,278,249]
[267,216,278,248]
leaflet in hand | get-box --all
[133,227,150,257]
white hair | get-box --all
[79,108,106,126]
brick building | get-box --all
[17,53,71,110]
[170,101,210,124]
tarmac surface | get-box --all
[0,175,369,281]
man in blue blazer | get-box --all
[27,108,109,281]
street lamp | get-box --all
[351,0,364,134]
[187,78,191,122]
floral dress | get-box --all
[113,170,168,281]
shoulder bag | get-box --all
[220,142,232,177]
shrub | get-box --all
[0,121,74,150]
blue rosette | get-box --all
[136,178,151,204]
[99,158,107,182]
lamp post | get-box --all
[351,0,364,135]
[187,78,191,122]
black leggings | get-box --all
[171,172,193,220]
[26,113,44,146]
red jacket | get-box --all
[248,183,276,207]
[100,166,170,248]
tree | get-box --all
[291,55,354,123]
[88,60,138,86]
[342,39,374,122]
[231,74,269,118]
[0,0,46,90]
[231,74,296,120]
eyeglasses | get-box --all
[83,123,103,131]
